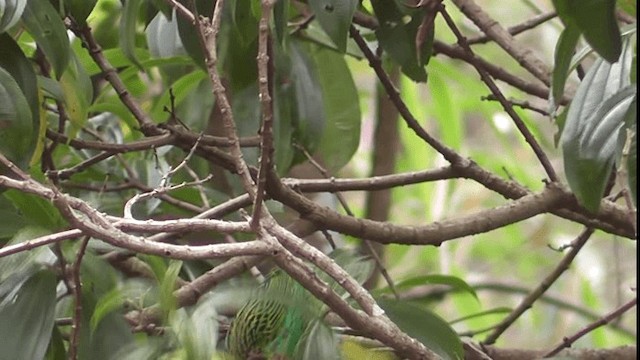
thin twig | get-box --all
[483,228,595,344]
[251,0,277,230]
[439,7,558,182]
[542,297,637,357]
[68,236,90,360]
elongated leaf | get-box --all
[65,0,97,25]
[553,0,621,63]
[146,9,185,58]
[0,33,40,166]
[386,274,479,301]
[60,51,94,139]
[310,44,361,172]
[21,0,70,78]
[370,0,429,82]
[0,34,39,129]
[627,127,636,205]
[176,0,215,69]
[149,70,207,122]
[377,298,463,360]
[289,42,325,158]
[0,66,34,168]
[0,0,27,33]
[120,0,145,69]
[551,24,581,107]
[561,39,635,212]
[309,0,358,53]
[0,270,57,360]
[4,190,64,229]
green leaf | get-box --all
[0,66,34,168]
[60,51,94,139]
[370,0,430,82]
[171,296,218,360]
[377,298,463,360]
[310,44,361,172]
[627,128,636,205]
[0,270,57,360]
[159,260,182,319]
[553,0,622,63]
[387,274,479,301]
[0,197,27,238]
[618,0,637,17]
[0,33,40,162]
[176,0,215,69]
[65,0,97,25]
[45,326,67,360]
[4,189,64,229]
[449,307,512,325]
[120,0,145,70]
[288,42,325,160]
[273,0,289,46]
[308,0,358,53]
[0,226,54,285]
[561,39,635,212]
[149,70,207,123]
[21,0,70,78]
[299,319,340,360]
[551,24,581,107]
[0,0,27,33]
[90,287,125,332]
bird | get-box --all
[225,272,316,360]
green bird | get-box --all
[226,272,318,359]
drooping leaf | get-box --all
[176,0,215,69]
[21,0,70,78]
[4,189,64,230]
[377,298,464,360]
[309,0,358,53]
[65,0,97,25]
[273,0,289,46]
[370,0,430,82]
[561,39,635,212]
[0,0,27,33]
[309,44,361,172]
[146,9,186,58]
[627,127,636,205]
[171,295,219,360]
[0,66,34,168]
[120,0,145,69]
[553,0,622,63]
[0,270,57,360]
[60,51,94,139]
[551,24,581,108]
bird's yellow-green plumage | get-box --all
[226,273,309,359]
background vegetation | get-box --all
[0,0,636,359]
